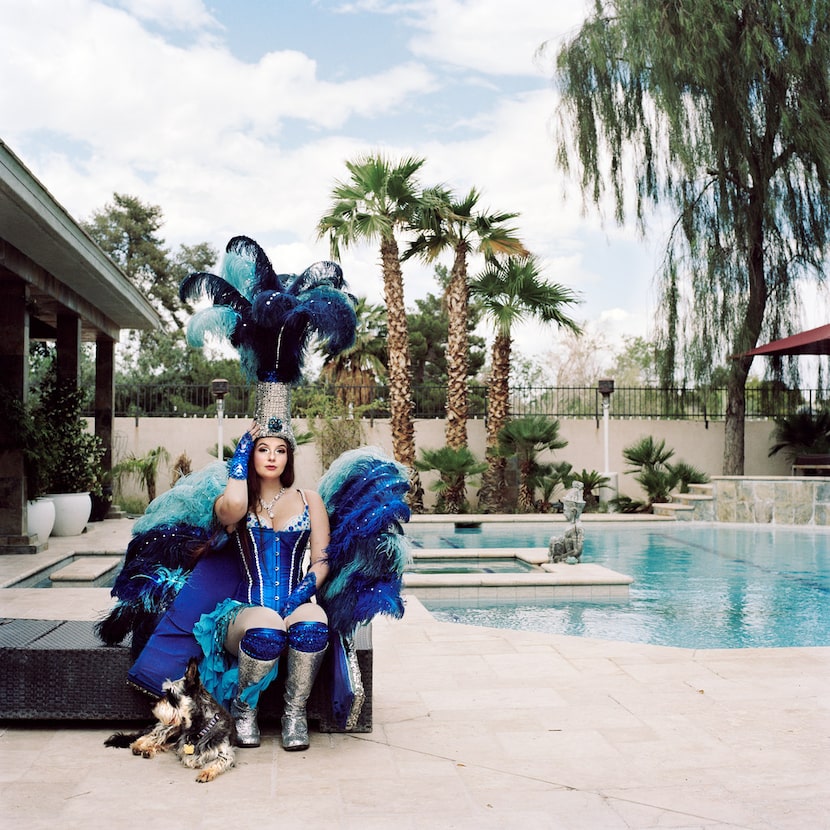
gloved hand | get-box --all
[228,431,255,480]
[280,572,317,617]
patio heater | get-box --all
[597,379,614,472]
[597,379,616,502]
[211,378,229,462]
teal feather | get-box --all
[133,461,228,535]
[223,249,257,298]
[186,306,240,348]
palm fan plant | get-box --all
[114,446,170,504]
[496,415,568,513]
[471,255,580,511]
[569,469,611,510]
[768,409,830,460]
[414,445,488,514]
[620,436,708,510]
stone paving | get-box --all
[1,519,828,829]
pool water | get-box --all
[406,556,537,574]
[408,523,830,649]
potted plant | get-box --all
[35,378,105,536]
[1,391,58,541]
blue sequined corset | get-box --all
[232,507,311,608]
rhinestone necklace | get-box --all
[259,486,286,519]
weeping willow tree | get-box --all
[555,0,830,474]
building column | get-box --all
[56,311,81,389]
[95,334,115,474]
[0,274,42,553]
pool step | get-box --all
[653,485,715,521]
[49,556,122,588]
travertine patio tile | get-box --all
[1,521,828,829]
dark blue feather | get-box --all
[286,260,346,294]
[316,447,411,636]
[182,237,356,382]
[179,272,250,312]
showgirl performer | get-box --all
[97,236,411,750]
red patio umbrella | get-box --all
[740,324,830,357]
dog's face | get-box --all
[153,657,202,729]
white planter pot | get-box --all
[47,492,92,537]
[27,497,56,542]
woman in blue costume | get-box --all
[197,419,331,750]
[100,236,411,752]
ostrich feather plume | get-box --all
[180,235,357,383]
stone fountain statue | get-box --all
[549,481,586,564]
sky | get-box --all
[2,0,667,369]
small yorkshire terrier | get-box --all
[106,657,235,783]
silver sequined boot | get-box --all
[231,650,278,748]
[281,647,326,751]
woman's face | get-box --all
[252,437,289,482]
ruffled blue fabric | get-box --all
[193,599,280,708]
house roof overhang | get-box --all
[0,140,160,342]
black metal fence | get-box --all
[101,383,826,422]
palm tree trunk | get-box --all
[380,236,423,511]
[445,245,469,450]
[517,460,534,513]
[444,474,465,514]
[478,333,512,511]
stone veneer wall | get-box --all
[711,476,830,525]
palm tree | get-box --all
[114,446,170,504]
[405,187,527,451]
[470,255,581,511]
[318,154,425,511]
[319,296,387,411]
[414,445,488,514]
[497,416,568,513]
[619,436,708,510]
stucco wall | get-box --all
[109,415,791,510]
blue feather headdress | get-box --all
[180,236,357,444]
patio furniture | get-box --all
[0,617,371,731]
[792,454,830,476]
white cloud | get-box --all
[3,0,664,364]
[114,0,219,30]
[405,0,589,76]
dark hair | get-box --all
[246,438,295,509]
[191,439,296,566]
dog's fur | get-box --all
[105,657,236,783]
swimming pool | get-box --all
[407,522,830,649]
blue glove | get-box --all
[280,572,317,617]
[228,432,255,480]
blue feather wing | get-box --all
[317,447,411,635]
[95,462,229,652]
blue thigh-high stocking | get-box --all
[287,620,329,653]
[239,627,288,662]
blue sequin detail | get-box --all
[228,432,254,480]
[247,502,310,533]
[280,571,317,617]
[282,504,310,532]
[240,627,287,661]
[288,620,329,653]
